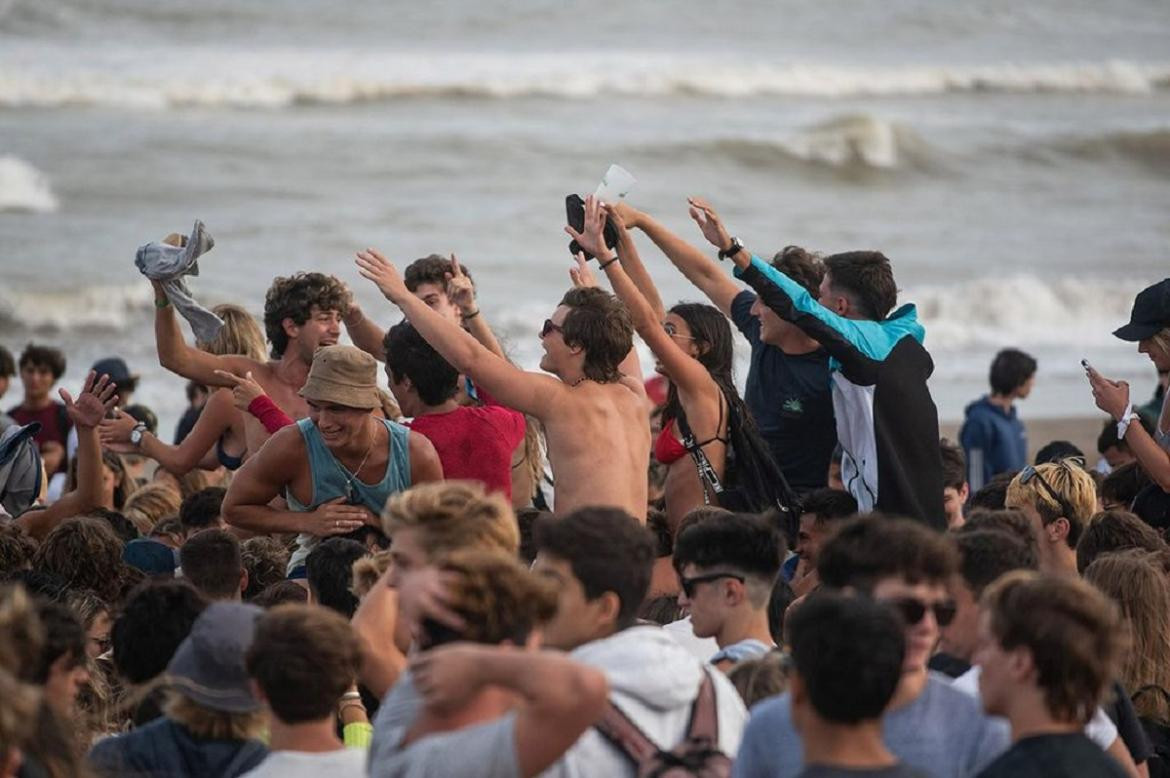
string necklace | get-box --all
[333,418,377,502]
[571,376,592,387]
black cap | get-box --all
[91,356,137,386]
[1114,279,1170,342]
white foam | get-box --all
[0,283,153,332]
[0,155,58,213]
[1,45,1167,108]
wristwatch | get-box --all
[129,422,147,448]
[718,237,745,261]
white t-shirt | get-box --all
[239,747,366,778]
[952,666,1118,748]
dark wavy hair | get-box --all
[263,272,349,358]
[661,302,736,428]
[558,287,633,383]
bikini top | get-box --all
[654,401,729,467]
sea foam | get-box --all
[0,155,59,212]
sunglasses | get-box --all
[680,572,745,599]
[882,596,957,628]
[540,319,563,338]
[1018,462,1079,521]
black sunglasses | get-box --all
[680,572,745,599]
[540,319,563,338]
[1018,462,1079,521]
[882,596,957,628]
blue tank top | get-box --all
[285,417,411,514]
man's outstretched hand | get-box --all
[63,371,118,430]
[687,196,732,252]
[355,248,408,303]
[564,195,613,262]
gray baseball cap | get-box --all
[167,602,262,713]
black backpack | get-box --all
[1134,686,1170,778]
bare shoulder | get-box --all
[258,423,306,464]
[616,374,648,401]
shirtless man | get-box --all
[355,246,650,520]
[221,345,442,571]
[152,271,351,450]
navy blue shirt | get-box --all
[959,396,1027,491]
[731,290,836,493]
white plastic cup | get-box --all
[594,164,636,201]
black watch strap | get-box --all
[718,237,744,261]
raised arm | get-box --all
[152,281,259,386]
[568,197,715,399]
[220,426,369,535]
[356,248,564,418]
[411,644,608,778]
[444,254,508,361]
[343,299,390,362]
[610,201,743,318]
[18,372,118,539]
[1089,370,1170,491]
[100,389,237,475]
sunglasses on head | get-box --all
[1018,462,1079,521]
[679,572,745,599]
[882,596,957,628]
[540,319,563,338]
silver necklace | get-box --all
[333,419,377,502]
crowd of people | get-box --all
[0,195,1168,778]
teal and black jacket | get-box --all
[735,255,945,529]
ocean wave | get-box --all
[0,155,59,213]
[1056,127,1170,170]
[1,49,1168,108]
[911,275,1138,350]
[659,115,933,171]
[0,284,153,333]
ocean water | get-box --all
[2,0,1169,435]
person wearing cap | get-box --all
[222,345,442,574]
[87,602,269,778]
[1087,278,1170,501]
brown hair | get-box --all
[0,585,44,679]
[939,438,966,490]
[822,251,897,320]
[404,254,473,292]
[1005,461,1097,548]
[983,571,1124,725]
[557,286,633,383]
[727,651,791,708]
[0,670,40,768]
[197,304,267,361]
[246,604,361,724]
[1076,510,1166,573]
[263,272,349,359]
[382,481,519,560]
[1083,551,1170,724]
[33,517,126,603]
[0,522,37,576]
[817,516,958,592]
[351,550,391,601]
[241,537,290,601]
[770,246,823,298]
[418,549,557,649]
[123,483,183,534]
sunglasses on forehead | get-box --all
[540,319,563,338]
[881,596,957,628]
[1018,461,1079,521]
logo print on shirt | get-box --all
[782,398,804,414]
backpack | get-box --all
[592,670,731,778]
[676,395,799,533]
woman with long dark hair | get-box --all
[567,195,792,531]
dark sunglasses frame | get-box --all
[679,572,745,599]
[883,596,957,628]
[540,319,563,338]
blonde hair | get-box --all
[351,550,391,600]
[0,670,40,765]
[1006,461,1097,546]
[0,585,43,679]
[164,690,265,740]
[382,481,519,559]
[197,304,267,361]
[1084,550,1170,724]
[123,484,182,534]
[1152,327,1170,364]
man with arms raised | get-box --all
[153,269,351,447]
[222,345,441,572]
[355,245,650,519]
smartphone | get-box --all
[1081,358,1093,372]
[565,194,618,259]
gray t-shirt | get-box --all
[798,765,927,778]
[369,671,520,778]
[733,673,1009,778]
